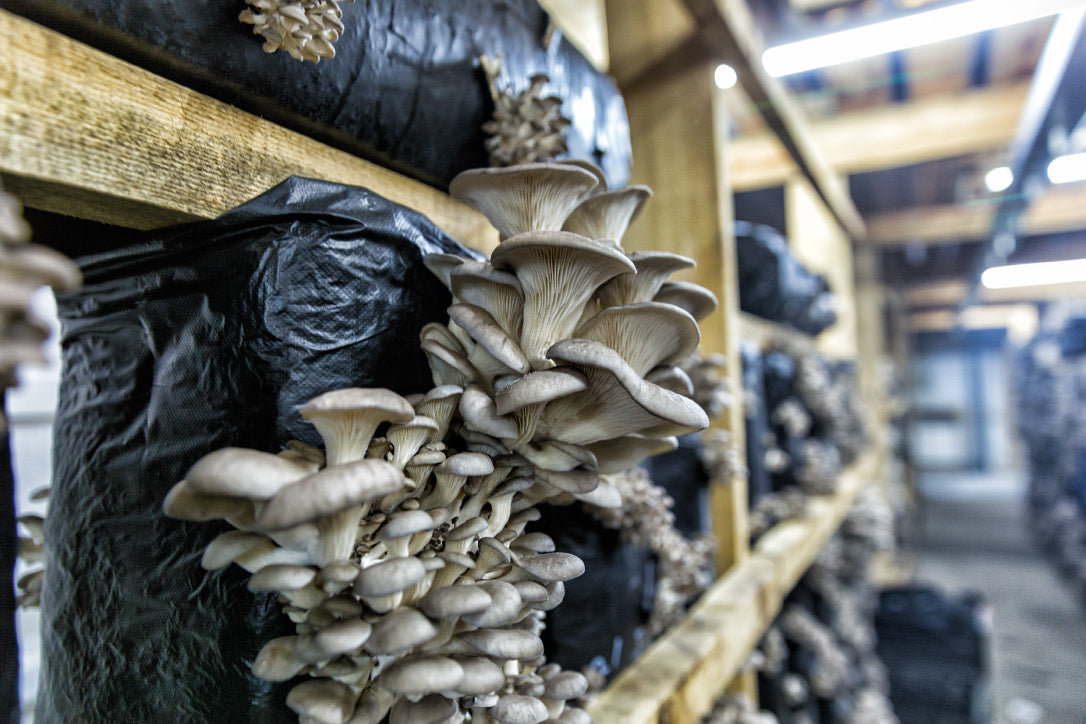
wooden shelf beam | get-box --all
[728,83,1029,191]
[588,455,874,724]
[0,11,498,253]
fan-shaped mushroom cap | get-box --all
[595,251,695,309]
[379,656,465,696]
[512,580,550,603]
[459,385,518,439]
[201,530,267,570]
[423,252,469,290]
[422,322,468,356]
[378,510,436,541]
[422,339,478,388]
[556,706,592,724]
[491,231,635,368]
[447,516,490,544]
[587,435,679,474]
[457,628,544,660]
[257,459,406,530]
[252,636,305,681]
[544,671,589,700]
[494,368,589,446]
[310,618,373,659]
[562,185,652,246]
[389,694,461,724]
[416,385,464,439]
[185,448,310,499]
[575,302,700,377]
[286,679,358,724]
[248,564,316,592]
[645,366,695,396]
[418,583,493,619]
[451,655,507,695]
[3,243,82,291]
[355,557,427,598]
[654,280,719,321]
[515,552,585,582]
[516,440,595,472]
[534,468,598,495]
[537,339,708,444]
[439,452,495,478]
[573,477,623,508]
[386,415,440,470]
[491,694,549,724]
[450,265,524,338]
[462,580,523,627]
[300,388,415,465]
[450,303,532,378]
[511,532,556,554]
[557,159,608,192]
[162,480,249,521]
[366,607,438,654]
[449,163,599,240]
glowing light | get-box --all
[762,0,1079,77]
[984,166,1013,193]
[981,258,1086,289]
[1047,152,1086,184]
[714,64,738,89]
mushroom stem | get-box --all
[315,506,364,566]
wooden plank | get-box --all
[538,0,610,71]
[588,455,873,724]
[865,186,1086,246]
[728,83,1030,191]
[738,311,816,353]
[0,11,498,253]
[604,0,696,89]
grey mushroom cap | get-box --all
[447,516,490,542]
[574,302,701,377]
[449,163,599,239]
[587,435,679,474]
[389,694,461,724]
[494,368,589,415]
[409,448,448,467]
[557,159,608,193]
[423,252,469,290]
[516,552,585,582]
[365,607,439,654]
[162,480,248,521]
[562,185,653,245]
[257,459,406,530]
[354,557,427,597]
[596,250,696,308]
[450,264,525,337]
[301,387,414,419]
[379,656,465,696]
[320,560,361,584]
[252,636,306,682]
[645,366,695,396]
[311,618,373,658]
[516,441,596,472]
[185,448,310,499]
[248,564,317,593]
[422,339,478,387]
[534,468,598,495]
[544,671,589,700]
[462,580,523,627]
[417,583,493,619]
[459,384,519,439]
[451,655,507,695]
[573,478,623,508]
[285,679,358,724]
[438,451,495,477]
[457,628,545,660]
[512,580,550,603]
[449,303,531,375]
[556,707,593,724]
[491,694,550,724]
[511,532,556,554]
[492,476,534,497]
[654,280,719,320]
[378,510,438,540]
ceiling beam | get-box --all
[728,82,1029,190]
[904,278,1086,307]
[908,304,1039,334]
[865,186,1086,246]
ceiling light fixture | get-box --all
[762,0,1080,77]
[984,166,1014,193]
[981,258,1086,289]
[714,64,738,89]
[1047,152,1086,184]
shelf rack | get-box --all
[0,4,894,723]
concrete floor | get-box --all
[912,472,1086,724]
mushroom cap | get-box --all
[162,480,248,521]
[319,561,361,584]
[365,607,438,654]
[437,452,495,477]
[437,551,476,569]
[252,636,305,681]
[512,580,550,603]
[451,655,507,695]
[562,185,653,245]
[516,440,596,472]
[450,265,524,337]
[645,366,695,396]
[457,628,544,660]
[511,532,556,554]
[490,694,549,724]
[422,339,478,387]
[494,368,589,415]
[419,384,465,408]
[312,618,373,658]
[248,564,317,592]
[459,384,519,439]
[285,679,358,724]
[490,230,636,368]
[462,580,523,627]
[185,448,310,499]
[654,280,719,320]
[573,478,623,508]
[389,694,461,724]
[516,552,585,582]
[556,706,593,724]
[379,656,465,696]
[449,163,599,239]
[449,304,531,375]
[354,556,427,597]
[447,516,490,542]
[423,252,469,289]
[421,322,468,355]
[574,302,701,377]
[544,671,589,700]
[408,448,448,467]
[587,435,679,474]
[257,459,406,530]
[492,476,534,497]
[595,250,695,308]
[557,159,608,192]
[534,468,598,495]
[378,510,438,540]
[418,583,493,619]
[3,243,82,291]
[301,387,414,421]
[200,530,267,570]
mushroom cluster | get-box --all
[240,0,352,62]
[748,487,808,543]
[480,57,571,168]
[700,694,778,724]
[165,161,712,723]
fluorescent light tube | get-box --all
[762,0,1080,77]
[1048,152,1086,184]
[981,258,1086,288]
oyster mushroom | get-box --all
[449,265,524,338]
[574,302,700,377]
[654,280,719,321]
[451,655,506,696]
[386,415,440,470]
[645,366,695,396]
[459,384,518,440]
[461,579,522,627]
[423,252,469,290]
[449,163,599,240]
[587,435,679,474]
[300,388,415,466]
[562,185,653,247]
[493,368,589,447]
[354,556,427,612]
[449,303,531,382]
[422,339,477,388]
[595,251,695,309]
[285,679,358,724]
[490,694,549,724]
[365,607,438,654]
[456,628,544,660]
[378,655,465,696]
[490,230,635,368]
[389,694,461,724]
[424,452,494,509]
[415,385,464,439]
[377,510,438,558]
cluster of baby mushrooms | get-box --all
[240,0,351,62]
[480,57,571,168]
[165,161,712,723]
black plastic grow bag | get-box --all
[40,177,476,723]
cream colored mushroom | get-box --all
[654,280,719,321]
[587,435,679,474]
[449,265,524,338]
[365,607,438,655]
[386,415,440,470]
[562,185,652,247]
[458,385,518,440]
[449,303,531,383]
[493,367,589,447]
[595,251,695,309]
[354,556,427,613]
[285,679,358,724]
[415,385,464,439]
[300,388,415,466]
[574,302,700,377]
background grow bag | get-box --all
[2,0,633,190]
[40,177,477,723]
